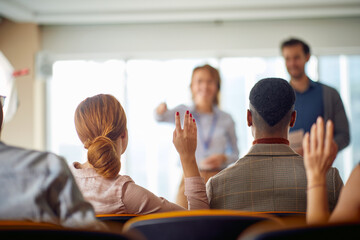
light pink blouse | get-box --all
[70,162,209,214]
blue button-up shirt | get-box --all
[290,80,324,133]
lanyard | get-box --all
[194,112,218,151]
[253,138,289,145]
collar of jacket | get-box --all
[246,143,299,157]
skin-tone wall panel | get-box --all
[0,18,43,150]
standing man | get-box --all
[281,38,350,155]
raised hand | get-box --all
[173,111,199,177]
[303,117,337,182]
[303,117,338,224]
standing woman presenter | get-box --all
[155,64,239,207]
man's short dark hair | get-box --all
[249,78,295,127]
[281,38,311,55]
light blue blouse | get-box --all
[155,105,239,169]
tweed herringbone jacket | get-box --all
[206,143,343,212]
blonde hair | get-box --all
[74,94,127,179]
[190,64,221,105]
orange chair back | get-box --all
[123,209,282,240]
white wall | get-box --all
[41,17,360,60]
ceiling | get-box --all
[1,0,360,25]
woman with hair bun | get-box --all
[71,94,208,214]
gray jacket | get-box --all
[0,142,102,228]
[322,83,350,151]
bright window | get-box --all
[318,55,360,180]
[47,60,126,165]
[124,58,218,197]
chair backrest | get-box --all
[249,222,360,240]
[0,220,132,240]
[239,220,360,240]
[123,209,281,240]
[97,214,140,223]
[256,211,306,218]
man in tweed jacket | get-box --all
[206,78,343,212]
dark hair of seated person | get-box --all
[249,77,296,134]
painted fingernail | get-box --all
[186,110,189,114]
[190,113,192,117]
[193,119,195,122]
[176,112,179,116]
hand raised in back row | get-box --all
[303,117,338,182]
[173,111,197,158]
[173,111,199,177]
